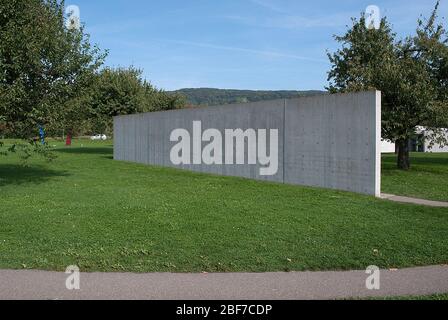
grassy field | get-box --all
[382,153,448,201]
[0,139,447,273]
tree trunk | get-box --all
[397,138,410,170]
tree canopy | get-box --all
[88,67,185,134]
[0,0,185,158]
[327,1,448,169]
[0,0,106,139]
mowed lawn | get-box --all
[0,139,447,273]
[382,152,448,202]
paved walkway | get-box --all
[0,265,447,300]
[381,194,448,207]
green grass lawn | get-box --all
[0,139,447,273]
[382,152,448,201]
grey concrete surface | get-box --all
[115,99,286,182]
[381,194,448,207]
[1,265,447,300]
[284,92,381,196]
[114,91,381,196]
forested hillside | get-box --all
[170,88,325,106]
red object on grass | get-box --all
[66,133,72,146]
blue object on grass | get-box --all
[39,125,45,145]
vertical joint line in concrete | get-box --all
[283,99,286,184]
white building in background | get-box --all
[380,127,448,153]
[416,127,448,153]
[381,140,396,153]
[425,141,448,152]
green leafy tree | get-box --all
[88,67,185,134]
[0,0,106,156]
[327,2,448,170]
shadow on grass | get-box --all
[409,156,448,166]
[0,164,69,187]
[55,147,113,156]
[382,155,448,176]
[383,153,448,167]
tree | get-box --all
[327,1,448,170]
[87,67,185,134]
[0,0,106,141]
[412,1,448,149]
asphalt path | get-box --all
[1,265,447,300]
[381,194,448,207]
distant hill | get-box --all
[169,88,326,106]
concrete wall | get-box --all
[114,91,381,196]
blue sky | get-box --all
[71,0,447,91]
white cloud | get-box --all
[265,13,353,29]
[163,39,329,64]
[248,0,287,13]
[228,2,357,30]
